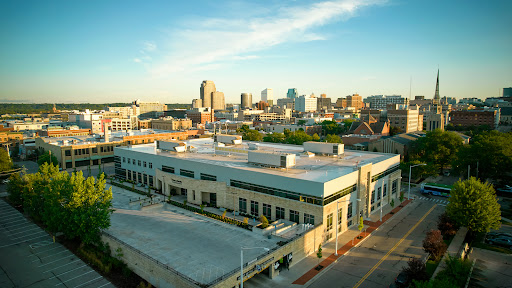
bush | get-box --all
[260,215,269,228]
[423,230,447,261]
[437,212,459,238]
[402,257,428,283]
[222,210,227,219]
[317,244,322,259]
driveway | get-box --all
[468,248,512,288]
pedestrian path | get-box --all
[416,196,449,205]
[292,199,413,285]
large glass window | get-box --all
[162,166,175,174]
[250,200,259,216]
[239,198,247,213]
[383,184,388,197]
[276,207,285,220]
[392,179,398,194]
[377,187,382,200]
[230,180,322,206]
[180,169,194,178]
[200,173,217,181]
[290,210,299,223]
[347,202,353,219]
[327,213,333,231]
[304,213,315,225]
[263,203,271,219]
[371,190,375,204]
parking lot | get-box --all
[0,199,114,288]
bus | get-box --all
[421,183,453,197]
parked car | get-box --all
[393,271,410,288]
[486,237,512,249]
[486,232,512,240]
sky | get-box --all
[1,0,511,104]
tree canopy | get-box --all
[284,130,312,145]
[37,151,59,167]
[321,120,340,136]
[0,149,12,172]
[410,129,463,172]
[446,177,501,233]
[241,129,263,141]
[7,163,113,244]
[325,134,343,143]
[453,131,512,182]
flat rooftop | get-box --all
[107,185,279,285]
[118,138,398,183]
[41,129,181,146]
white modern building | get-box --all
[261,88,274,106]
[295,95,317,112]
[114,138,401,238]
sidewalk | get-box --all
[282,198,414,286]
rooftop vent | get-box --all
[213,134,242,145]
[156,140,187,153]
[248,150,296,168]
[303,141,344,156]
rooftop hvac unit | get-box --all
[214,134,242,145]
[303,141,344,156]
[248,150,296,168]
[156,140,187,153]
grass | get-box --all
[426,259,440,278]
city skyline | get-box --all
[1,0,511,104]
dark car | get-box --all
[487,237,512,249]
[394,271,410,288]
[486,232,512,240]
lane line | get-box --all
[352,204,438,288]
[48,265,88,279]
[28,245,60,257]
[43,259,82,273]
[73,275,103,288]
[55,270,94,286]
[0,235,48,248]
[32,249,70,262]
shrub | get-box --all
[260,215,269,228]
[316,244,322,259]
[390,199,395,208]
[423,230,447,261]
[243,217,249,224]
[222,210,227,219]
[402,257,428,283]
[437,212,459,238]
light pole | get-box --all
[241,246,269,288]
[409,164,427,200]
[335,198,361,255]
[380,180,384,222]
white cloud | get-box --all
[148,0,386,76]
[143,41,157,52]
[133,58,142,63]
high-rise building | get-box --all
[433,70,440,105]
[287,88,298,99]
[317,97,332,111]
[200,80,216,108]
[364,95,409,110]
[277,98,295,110]
[192,99,202,109]
[212,91,225,110]
[504,87,512,97]
[387,108,423,133]
[261,88,273,106]
[241,93,252,109]
[295,95,317,112]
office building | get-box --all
[387,108,423,133]
[212,91,225,110]
[277,98,295,110]
[151,118,193,131]
[504,87,512,98]
[287,88,298,99]
[449,109,500,129]
[192,99,202,109]
[200,80,216,108]
[241,93,253,109]
[364,95,409,110]
[261,88,273,106]
[317,97,332,111]
[187,107,214,124]
[295,95,317,112]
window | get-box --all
[148,175,153,186]
[327,213,333,231]
[137,172,142,183]
[371,190,375,204]
[239,198,247,213]
[338,208,343,232]
[149,163,152,169]
[304,213,315,225]
[200,173,217,181]
[276,207,285,220]
[383,184,388,197]
[143,161,147,167]
[250,200,259,216]
[377,187,381,200]
[347,202,353,219]
[65,150,71,156]
[122,157,126,163]
[392,179,398,194]
[263,204,271,219]
[138,160,141,166]
[143,174,147,185]
[181,188,187,196]
[290,210,299,223]
[162,166,175,174]
[230,180,322,206]
[180,169,194,178]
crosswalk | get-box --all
[415,196,449,205]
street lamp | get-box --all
[335,198,361,256]
[408,164,427,200]
[240,246,269,288]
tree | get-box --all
[7,173,24,206]
[389,126,403,136]
[433,256,471,288]
[325,134,343,143]
[284,130,312,145]
[453,131,512,181]
[358,216,364,233]
[437,212,459,238]
[37,151,58,167]
[316,244,322,259]
[0,149,12,172]
[446,177,501,233]
[402,257,428,283]
[241,129,263,141]
[311,133,320,142]
[410,129,463,173]
[260,215,269,228]
[236,124,250,134]
[263,132,285,143]
[422,230,447,261]
[298,120,306,126]
[321,120,340,136]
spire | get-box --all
[433,69,440,105]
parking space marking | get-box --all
[29,245,61,256]
[0,211,19,217]
[11,230,47,240]
[32,249,70,262]
[96,282,114,288]
[48,264,88,279]
[38,254,75,267]
[73,275,103,288]
[9,226,40,236]
[43,259,82,273]
[1,218,28,226]
[29,240,54,249]
[55,270,95,286]
[6,223,36,232]
[0,215,25,222]
[0,234,49,248]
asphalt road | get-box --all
[308,199,445,288]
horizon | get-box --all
[1,0,511,104]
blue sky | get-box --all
[1,0,511,104]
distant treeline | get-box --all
[0,103,191,115]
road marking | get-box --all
[55,270,94,286]
[10,230,46,240]
[0,235,48,248]
[43,259,82,273]
[38,254,75,267]
[9,226,40,236]
[96,282,113,288]
[28,245,60,256]
[73,275,103,288]
[352,204,437,288]
[32,249,70,262]
[48,264,88,279]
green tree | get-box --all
[0,149,13,172]
[242,129,263,141]
[260,215,269,228]
[325,134,343,143]
[285,130,312,145]
[358,216,364,233]
[37,151,59,167]
[321,120,340,136]
[311,133,320,141]
[453,131,512,181]
[316,244,322,259]
[263,132,286,143]
[236,124,250,134]
[297,120,307,126]
[446,177,501,233]
[410,129,463,173]
[7,173,25,206]
[389,126,403,136]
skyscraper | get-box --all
[200,80,216,108]
[212,91,225,110]
[241,93,252,109]
[287,88,298,99]
[433,70,440,105]
[261,88,273,106]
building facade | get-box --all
[241,93,253,109]
[261,88,273,106]
[387,108,423,132]
[295,95,317,112]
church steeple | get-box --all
[433,69,440,105]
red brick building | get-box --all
[449,109,498,128]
